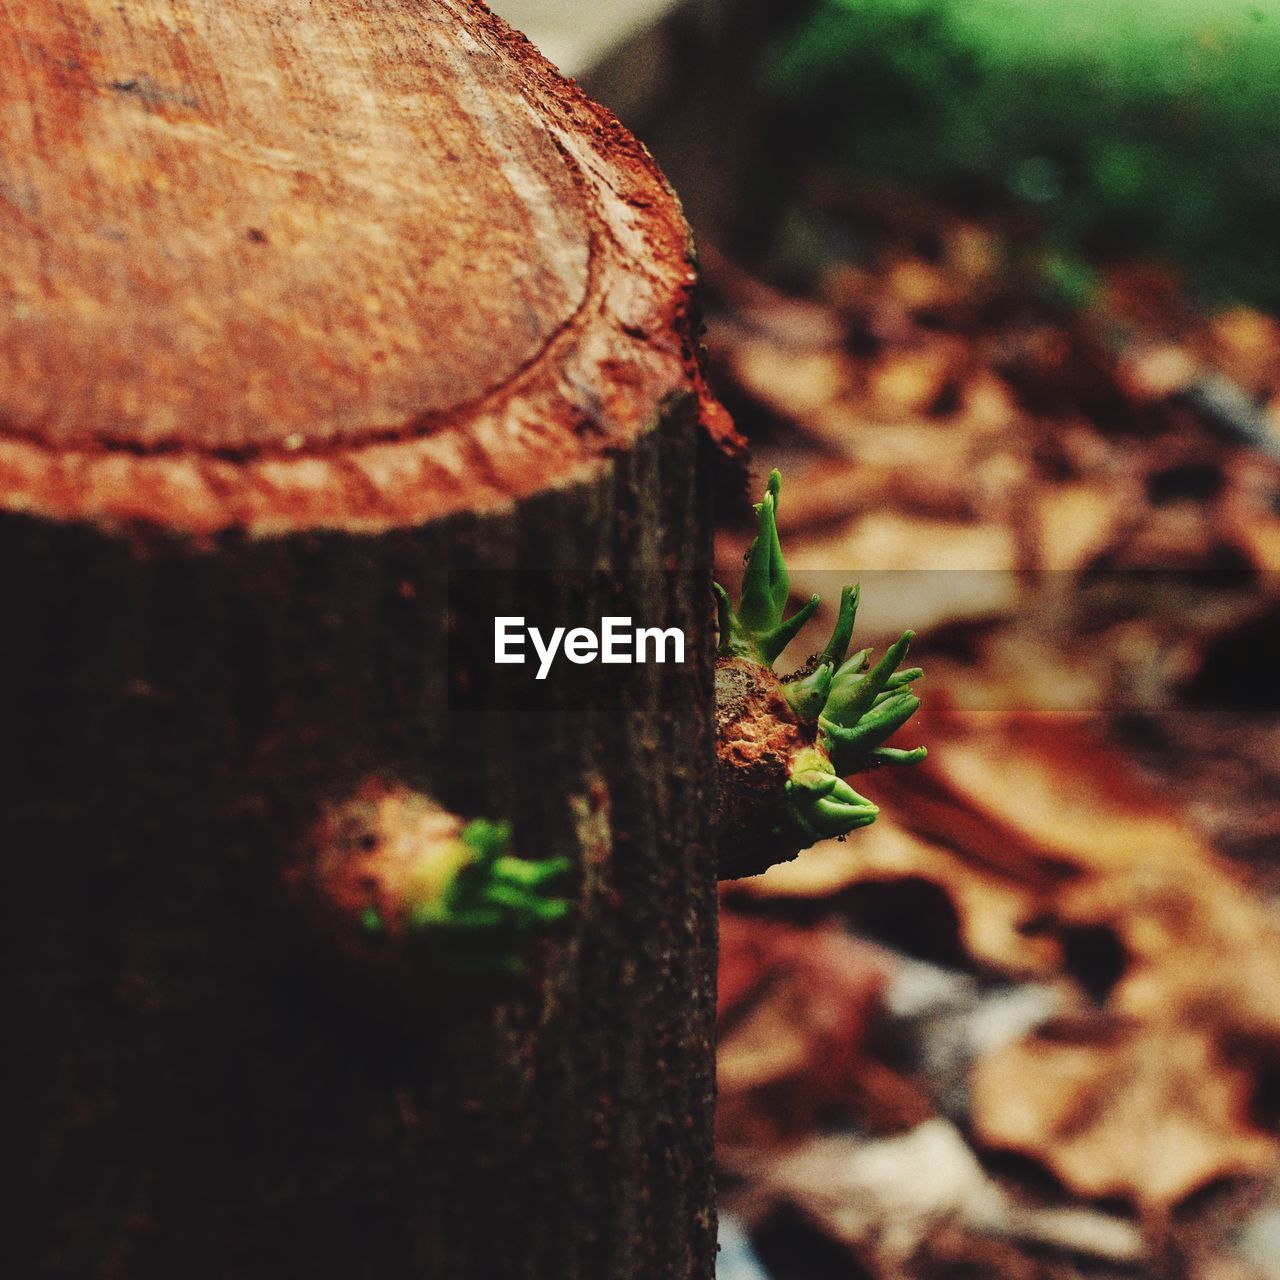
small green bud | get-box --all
[779,749,879,845]
[303,781,572,982]
[782,660,834,719]
[713,468,927,876]
[714,470,821,665]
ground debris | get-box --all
[709,182,1280,1278]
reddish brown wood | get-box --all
[0,0,726,533]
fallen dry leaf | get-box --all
[1053,861,1280,1045]
[787,513,1018,574]
[740,1121,1008,1269]
[952,370,1019,436]
[869,342,968,417]
[728,1119,1146,1274]
[717,912,931,1148]
[971,1017,1277,1212]
[727,339,850,422]
[926,627,1112,719]
[1033,479,1135,572]
[725,818,1059,978]
[870,715,1219,881]
[883,257,960,313]
[1115,342,1200,402]
[1218,462,1280,572]
[1205,307,1280,401]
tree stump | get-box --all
[2,3,734,1277]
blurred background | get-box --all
[498,4,1280,1277]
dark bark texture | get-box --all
[6,404,720,1280]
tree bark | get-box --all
[1,3,735,1277]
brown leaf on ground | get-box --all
[1203,308,1280,402]
[732,713,1262,991]
[868,340,970,418]
[1052,860,1280,1046]
[726,338,850,423]
[784,567,1019,658]
[717,912,932,1148]
[883,257,961,313]
[971,1017,1277,1213]
[1114,342,1200,403]
[1033,479,1136,572]
[926,628,1113,719]
[724,818,1060,977]
[1218,459,1280,571]
[787,512,1019,574]
[870,715,1218,882]
[700,239,848,349]
[728,705,1280,1222]
[719,710,1189,972]
[727,1120,1146,1275]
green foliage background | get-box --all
[768,0,1280,309]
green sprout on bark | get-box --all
[363,818,572,979]
[714,469,821,665]
[777,745,880,848]
[714,469,925,863]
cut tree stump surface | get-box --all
[0,0,714,533]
